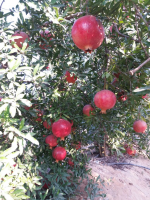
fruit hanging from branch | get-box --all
[71,15,105,53]
[133,120,147,133]
[94,90,116,114]
[10,31,29,49]
[52,119,73,140]
[65,71,77,84]
[45,135,58,149]
[83,104,94,116]
[126,147,136,156]
[52,146,67,162]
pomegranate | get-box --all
[133,120,147,133]
[94,90,116,114]
[117,91,127,102]
[39,30,52,50]
[68,158,74,167]
[126,147,136,156]
[45,135,58,149]
[72,141,81,150]
[71,15,105,53]
[43,120,53,130]
[65,71,77,84]
[52,119,73,140]
[10,31,29,49]
[52,146,67,162]
[83,104,94,116]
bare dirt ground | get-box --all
[73,154,150,200]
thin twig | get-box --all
[106,162,150,171]
[65,12,84,20]
[135,11,149,58]
[113,23,139,42]
[129,57,150,75]
[0,0,5,11]
[134,4,149,27]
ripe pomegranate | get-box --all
[126,147,136,156]
[71,15,105,53]
[94,90,116,114]
[52,119,73,140]
[83,104,94,116]
[65,71,77,84]
[43,120,53,130]
[52,146,67,162]
[45,135,58,149]
[72,141,81,150]
[133,120,147,133]
[10,31,29,49]
[39,30,52,50]
[117,91,127,102]
[68,158,74,167]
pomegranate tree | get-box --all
[65,71,77,84]
[10,31,29,49]
[94,90,116,114]
[45,135,58,149]
[52,146,67,162]
[71,15,105,53]
[52,119,73,140]
[83,104,94,116]
[133,120,147,133]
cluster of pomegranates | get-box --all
[44,118,81,163]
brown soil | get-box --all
[72,155,150,200]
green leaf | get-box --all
[20,99,32,107]
[25,133,39,145]
[19,118,25,131]
[6,151,20,159]
[2,192,14,200]
[16,84,25,96]
[33,64,39,76]
[18,139,24,155]
[0,104,8,114]
[9,105,16,118]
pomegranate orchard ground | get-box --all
[72,155,150,200]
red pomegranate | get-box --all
[133,120,147,133]
[52,146,67,162]
[45,135,58,149]
[10,31,29,49]
[65,71,77,84]
[83,104,94,116]
[117,91,127,102]
[126,147,136,156]
[94,90,116,114]
[43,120,53,130]
[72,141,81,150]
[68,158,74,167]
[71,15,105,53]
[52,119,73,140]
[39,30,52,50]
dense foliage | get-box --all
[0,0,150,199]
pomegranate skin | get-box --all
[94,90,116,114]
[52,146,67,162]
[52,119,72,140]
[126,147,136,156]
[65,71,77,84]
[83,104,94,116]
[133,120,147,133]
[10,31,29,49]
[71,15,105,53]
[45,135,58,149]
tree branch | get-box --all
[134,4,149,27]
[0,0,5,11]
[129,57,150,75]
[65,12,84,20]
[113,23,139,42]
